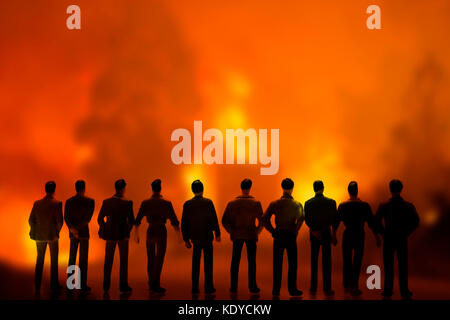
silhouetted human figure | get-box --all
[64,180,95,292]
[135,179,180,293]
[181,180,221,294]
[98,179,135,293]
[375,179,419,298]
[304,180,338,297]
[28,181,63,294]
[262,178,304,297]
[335,181,381,296]
[222,179,263,294]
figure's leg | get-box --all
[246,240,258,291]
[79,239,89,289]
[49,240,60,289]
[153,236,167,289]
[230,240,244,292]
[272,239,284,295]
[322,240,332,292]
[103,241,116,291]
[35,241,47,293]
[204,243,214,292]
[191,245,201,293]
[383,241,395,296]
[286,238,299,294]
[310,238,320,292]
[118,240,130,290]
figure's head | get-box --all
[389,179,403,196]
[151,179,162,194]
[281,178,294,195]
[313,180,324,194]
[75,179,86,195]
[115,179,127,196]
[348,181,358,197]
[240,178,252,195]
[191,180,204,196]
[45,181,56,196]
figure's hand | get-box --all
[216,235,221,242]
[375,234,382,248]
[332,234,338,246]
[185,241,192,249]
[311,231,323,241]
[70,228,79,239]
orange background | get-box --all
[1,1,450,298]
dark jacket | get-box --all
[222,195,263,241]
[262,194,304,236]
[98,194,135,241]
[64,195,95,239]
[29,195,63,241]
[375,196,419,240]
[181,195,220,245]
[336,199,377,235]
[135,194,179,238]
[305,193,338,240]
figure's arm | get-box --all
[168,202,180,233]
[181,204,191,248]
[295,203,305,232]
[366,203,381,247]
[210,202,221,241]
[135,202,145,227]
[374,205,386,236]
[256,201,264,234]
[127,201,135,233]
[97,201,106,229]
[407,204,420,236]
[56,202,64,234]
[29,202,37,228]
[331,200,338,246]
[221,203,232,235]
[262,203,276,235]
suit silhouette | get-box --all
[29,186,63,293]
[305,187,338,295]
[336,197,378,294]
[98,187,135,292]
[263,187,304,296]
[64,193,95,290]
[181,192,220,294]
[136,193,179,292]
[222,193,263,293]
[376,193,419,298]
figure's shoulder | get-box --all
[325,196,336,204]
[86,196,95,204]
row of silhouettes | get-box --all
[28,177,419,298]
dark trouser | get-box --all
[383,238,409,295]
[230,239,258,291]
[103,240,129,290]
[310,236,332,291]
[68,238,89,288]
[35,240,59,291]
[192,242,214,291]
[342,230,365,289]
[146,234,167,289]
[273,232,298,294]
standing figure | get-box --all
[181,180,221,294]
[98,179,135,293]
[222,178,263,294]
[262,178,304,297]
[28,181,63,294]
[335,181,381,296]
[64,180,95,292]
[375,179,419,298]
[304,180,338,297]
[135,179,180,293]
